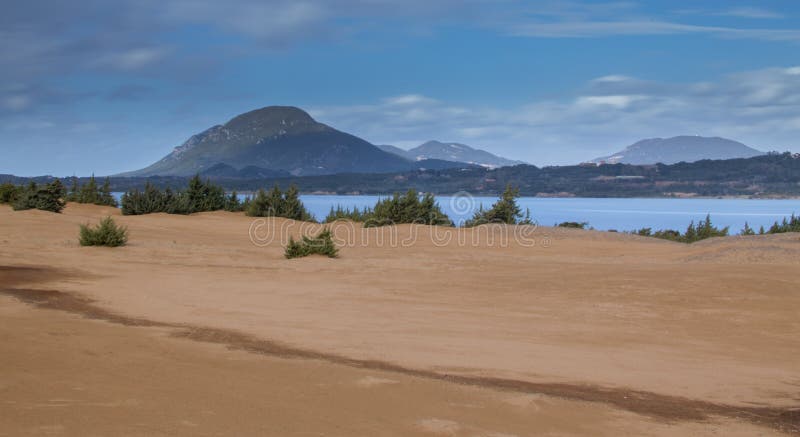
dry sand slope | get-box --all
[1,203,799,435]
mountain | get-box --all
[199,163,290,179]
[380,141,525,168]
[376,144,410,157]
[119,106,421,177]
[591,136,764,165]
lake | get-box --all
[114,193,800,233]
[302,196,800,232]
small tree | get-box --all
[284,228,339,259]
[99,177,117,207]
[465,184,528,227]
[0,183,22,204]
[79,217,128,247]
[78,175,100,204]
[283,184,313,221]
[741,222,755,236]
[13,180,66,213]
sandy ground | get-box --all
[1,203,799,435]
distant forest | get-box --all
[3,152,800,198]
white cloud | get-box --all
[92,47,172,71]
[311,66,800,165]
[718,7,783,19]
[510,20,800,41]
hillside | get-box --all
[592,136,764,165]
[119,106,423,177]
[380,140,525,168]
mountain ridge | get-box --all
[119,106,427,177]
[591,135,764,165]
[380,140,525,168]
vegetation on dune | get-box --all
[324,205,372,223]
[464,184,532,227]
[245,184,313,221]
[67,175,118,207]
[764,214,800,234]
[631,213,800,242]
[557,221,589,229]
[0,182,23,204]
[323,189,452,227]
[12,180,66,213]
[284,228,339,259]
[631,214,729,243]
[121,175,251,215]
[79,216,129,247]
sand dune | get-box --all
[1,203,799,435]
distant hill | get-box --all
[591,136,764,165]
[6,152,800,198]
[380,140,525,168]
[119,106,431,177]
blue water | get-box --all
[303,196,800,232]
[113,193,800,233]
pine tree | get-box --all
[464,184,524,227]
[79,175,99,204]
[283,184,313,221]
[99,177,117,207]
[68,176,79,202]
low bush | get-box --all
[79,217,128,247]
[246,184,313,221]
[765,214,800,234]
[464,184,531,227]
[0,182,22,204]
[122,175,243,216]
[284,228,339,259]
[557,221,588,229]
[631,214,729,243]
[67,175,117,207]
[324,205,372,222]
[322,190,451,227]
[12,180,66,213]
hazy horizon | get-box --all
[3,1,800,176]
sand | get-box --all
[1,203,799,435]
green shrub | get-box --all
[246,184,314,221]
[284,228,339,259]
[557,221,588,229]
[324,205,372,222]
[12,180,66,213]
[464,184,531,227]
[765,214,800,234]
[0,183,22,204]
[323,192,451,226]
[631,214,729,243]
[67,175,118,207]
[79,217,128,247]
[121,176,231,216]
[365,190,452,227]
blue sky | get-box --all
[2,0,800,175]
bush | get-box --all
[464,184,531,227]
[66,175,118,207]
[557,221,588,229]
[324,205,372,222]
[0,182,22,204]
[365,190,452,227]
[246,185,314,221]
[79,217,128,247]
[121,176,231,215]
[284,228,339,259]
[765,214,800,234]
[631,214,729,243]
[12,180,66,213]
